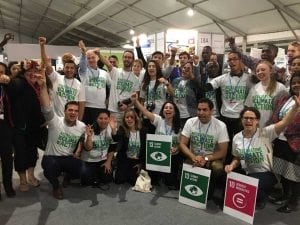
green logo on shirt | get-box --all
[224,86,247,100]
[117,79,134,93]
[57,84,77,101]
[88,76,106,89]
[252,95,272,110]
[56,132,80,149]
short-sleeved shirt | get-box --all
[181,116,229,155]
[43,106,86,156]
[108,67,140,113]
[232,125,277,174]
[245,81,287,127]
[210,72,251,118]
[81,125,113,162]
[49,71,85,117]
[152,114,180,154]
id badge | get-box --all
[240,160,246,169]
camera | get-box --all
[146,102,155,112]
[118,98,132,108]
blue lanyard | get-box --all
[228,76,242,101]
[242,130,256,161]
[164,123,173,135]
[198,121,211,150]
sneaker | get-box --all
[5,187,16,198]
[256,201,266,210]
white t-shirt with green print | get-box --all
[152,114,180,154]
[232,125,277,174]
[43,107,86,156]
[210,72,251,118]
[108,67,140,113]
[140,80,167,115]
[81,125,113,162]
[181,117,229,156]
[80,67,111,108]
[245,81,287,127]
[49,71,85,117]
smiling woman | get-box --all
[225,95,300,209]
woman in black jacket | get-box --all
[113,108,146,185]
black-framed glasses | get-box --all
[242,117,257,121]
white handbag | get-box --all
[132,169,152,193]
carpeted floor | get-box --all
[0,150,298,225]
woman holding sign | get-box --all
[131,93,182,189]
[225,95,300,209]
[113,108,147,185]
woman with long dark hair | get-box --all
[131,93,182,189]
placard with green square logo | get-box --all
[179,163,211,209]
[146,134,172,173]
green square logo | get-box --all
[147,140,171,167]
[180,170,209,203]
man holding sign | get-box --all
[180,98,229,199]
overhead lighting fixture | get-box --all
[187,9,194,16]
[129,29,135,35]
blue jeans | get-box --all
[42,155,82,189]
[249,171,277,203]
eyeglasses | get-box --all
[242,117,257,121]
[227,58,240,62]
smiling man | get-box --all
[180,98,229,200]
[37,71,86,200]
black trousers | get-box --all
[81,160,113,185]
[12,129,38,172]
[0,119,13,190]
[115,158,140,186]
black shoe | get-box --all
[277,205,293,213]
[6,188,16,198]
[269,195,288,205]
[256,201,266,210]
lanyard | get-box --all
[64,78,75,101]
[198,120,211,150]
[164,122,173,135]
[242,130,256,161]
[228,76,242,101]
[119,70,132,96]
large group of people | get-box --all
[0,33,300,215]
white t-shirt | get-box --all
[174,79,190,118]
[181,117,229,155]
[232,125,277,174]
[43,107,86,156]
[140,80,167,115]
[108,67,140,113]
[81,125,113,162]
[79,67,111,108]
[127,131,141,159]
[49,71,85,117]
[210,72,251,118]
[245,81,287,127]
[152,114,180,154]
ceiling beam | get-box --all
[268,0,300,23]
[176,0,246,36]
[33,0,53,36]
[276,9,299,41]
[48,0,119,44]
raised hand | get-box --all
[130,92,139,104]
[170,47,178,56]
[78,40,87,53]
[109,115,118,131]
[4,33,14,41]
[85,124,94,137]
[224,164,234,173]
[38,37,47,46]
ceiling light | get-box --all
[129,29,135,35]
[187,9,194,16]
